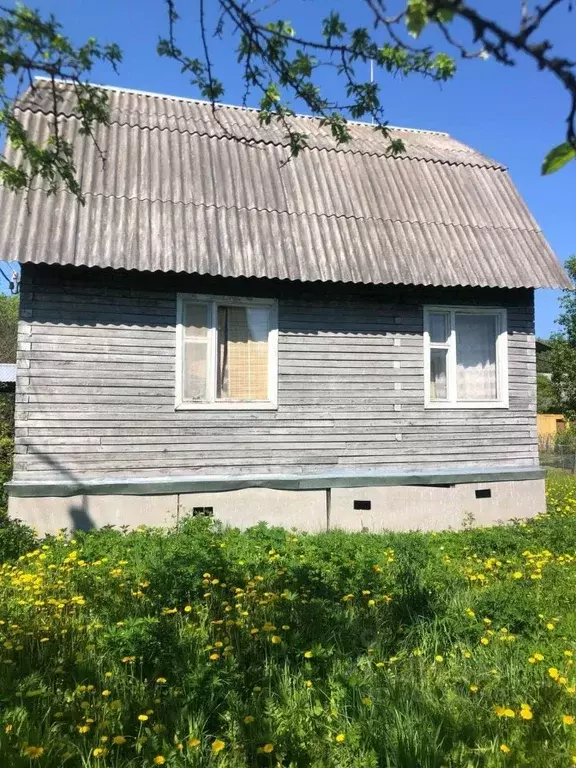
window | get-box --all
[176,294,278,410]
[423,306,508,409]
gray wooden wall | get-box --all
[13,264,537,482]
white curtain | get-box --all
[456,314,497,400]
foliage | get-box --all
[1,479,576,765]
[0,294,18,363]
[537,373,562,414]
[0,3,121,200]
[2,2,576,201]
[0,390,14,516]
[549,256,576,419]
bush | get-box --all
[0,480,575,766]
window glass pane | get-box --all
[183,341,208,400]
[430,348,448,400]
[217,306,269,400]
[429,312,450,344]
[456,313,498,401]
[184,303,208,338]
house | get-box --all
[0,79,570,535]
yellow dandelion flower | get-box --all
[137,714,149,722]
[184,605,192,612]
[512,571,523,579]
[93,747,108,757]
[304,651,313,659]
[469,684,479,693]
[434,655,444,663]
[305,680,313,688]
[534,653,544,661]
[500,744,510,754]
[187,738,201,748]
[23,746,45,760]
[78,725,90,734]
[549,667,560,680]
[564,715,575,725]
[271,635,281,644]
[101,690,111,697]
[156,677,167,684]
[153,758,166,766]
[547,623,555,631]
[212,739,225,754]
[528,657,536,664]
[244,715,255,724]
[112,735,126,745]
[520,706,533,720]
[262,744,274,753]
[209,653,220,661]
[480,637,489,646]
[335,733,346,743]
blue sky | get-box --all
[4,0,576,336]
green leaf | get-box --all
[541,142,576,175]
[406,0,429,38]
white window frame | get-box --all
[176,293,278,411]
[423,306,509,410]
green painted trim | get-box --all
[7,466,546,498]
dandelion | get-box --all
[184,605,192,612]
[500,744,510,754]
[271,635,281,644]
[469,684,479,693]
[305,680,313,688]
[434,655,444,663]
[101,689,111,697]
[520,704,533,720]
[156,677,167,684]
[188,738,201,748]
[494,706,515,718]
[153,758,166,765]
[335,734,346,743]
[480,637,490,646]
[112,736,126,745]
[548,667,560,680]
[547,623,555,631]
[512,571,523,579]
[23,746,45,760]
[564,715,575,725]
[534,653,544,661]
[93,748,108,757]
[304,650,313,659]
[78,725,91,734]
[212,739,225,754]
[137,714,149,722]
[209,653,220,661]
[262,744,274,753]
[528,656,536,663]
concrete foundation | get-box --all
[9,477,545,536]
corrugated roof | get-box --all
[0,364,16,383]
[0,78,569,290]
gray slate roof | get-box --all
[0,79,569,290]
[0,364,16,383]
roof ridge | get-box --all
[32,76,450,137]
[16,102,505,171]
[32,187,540,237]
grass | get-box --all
[0,477,576,766]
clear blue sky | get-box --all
[5,0,576,336]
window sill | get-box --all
[425,401,509,410]
[175,401,278,411]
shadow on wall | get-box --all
[25,444,95,532]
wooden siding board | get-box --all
[12,265,537,482]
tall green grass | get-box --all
[0,476,575,766]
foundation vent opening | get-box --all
[192,506,214,517]
[475,489,492,499]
